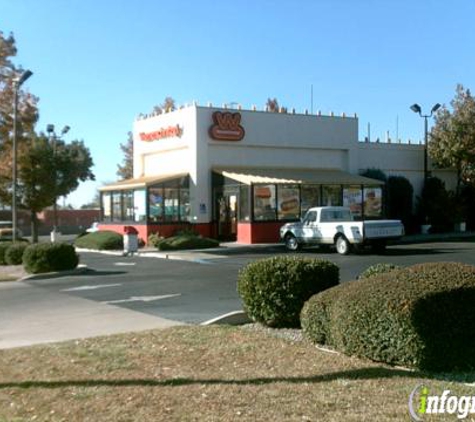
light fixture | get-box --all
[410,102,441,190]
[410,104,422,114]
[431,103,441,113]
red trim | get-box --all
[98,222,281,245]
[98,223,215,245]
[237,222,281,244]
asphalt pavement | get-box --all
[1,236,475,349]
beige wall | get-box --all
[132,105,457,223]
[358,142,457,194]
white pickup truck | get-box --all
[279,206,404,254]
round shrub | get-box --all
[23,243,79,274]
[358,263,401,280]
[4,243,28,265]
[74,230,123,250]
[0,242,13,265]
[302,262,475,371]
[237,256,339,328]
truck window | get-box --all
[303,210,317,224]
[320,209,353,222]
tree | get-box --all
[416,176,452,233]
[0,32,94,241]
[266,97,288,113]
[360,168,388,183]
[152,96,176,115]
[0,31,39,201]
[429,84,475,191]
[116,131,133,180]
[14,134,95,242]
[81,190,101,209]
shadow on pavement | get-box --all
[26,268,127,281]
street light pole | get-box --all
[410,103,441,185]
[12,69,33,242]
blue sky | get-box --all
[2,0,475,207]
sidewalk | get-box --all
[0,280,183,349]
[78,231,475,263]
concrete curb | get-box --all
[200,310,252,326]
[21,264,90,281]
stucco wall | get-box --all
[358,142,457,194]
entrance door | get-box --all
[217,194,237,241]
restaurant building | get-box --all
[98,104,455,244]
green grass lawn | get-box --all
[0,325,474,421]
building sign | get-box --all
[139,125,183,142]
[209,111,245,141]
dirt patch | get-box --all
[0,264,28,281]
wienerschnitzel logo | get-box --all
[409,384,475,420]
[209,111,245,141]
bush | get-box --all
[74,230,123,250]
[23,243,79,274]
[386,176,414,232]
[358,263,401,280]
[237,256,339,328]
[4,243,28,265]
[0,242,12,265]
[417,177,453,233]
[156,234,219,251]
[302,262,475,371]
[148,232,164,248]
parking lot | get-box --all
[1,239,475,348]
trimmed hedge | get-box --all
[155,234,219,251]
[0,242,12,265]
[23,243,79,274]
[5,243,28,265]
[301,262,475,371]
[237,256,339,328]
[74,230,123,250]
[358,263,401,280]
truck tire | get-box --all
[335,236,351,255]
[284,234,300,251]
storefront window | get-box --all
[134,189,146,222]
[102,192,111,222]
[239,185,250,221]
[277,185,300,220]
[112,192,122,221]
[123,190,134,221]
[180,189,191,221]
[149,187,164,222]
[364,187,383,218]
[343,185,363,219]
[322,186,342,206]
[164,188,179,222]
[148,176,190,222]
[301,185,320,217]
[253,184,277,221]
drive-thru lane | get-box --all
[2,240,475,348]
[26,241,475,323]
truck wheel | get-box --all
[335,236,351,255]
[284,234,300,251]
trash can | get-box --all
[50,228,61,243]
[123,226,139,256]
